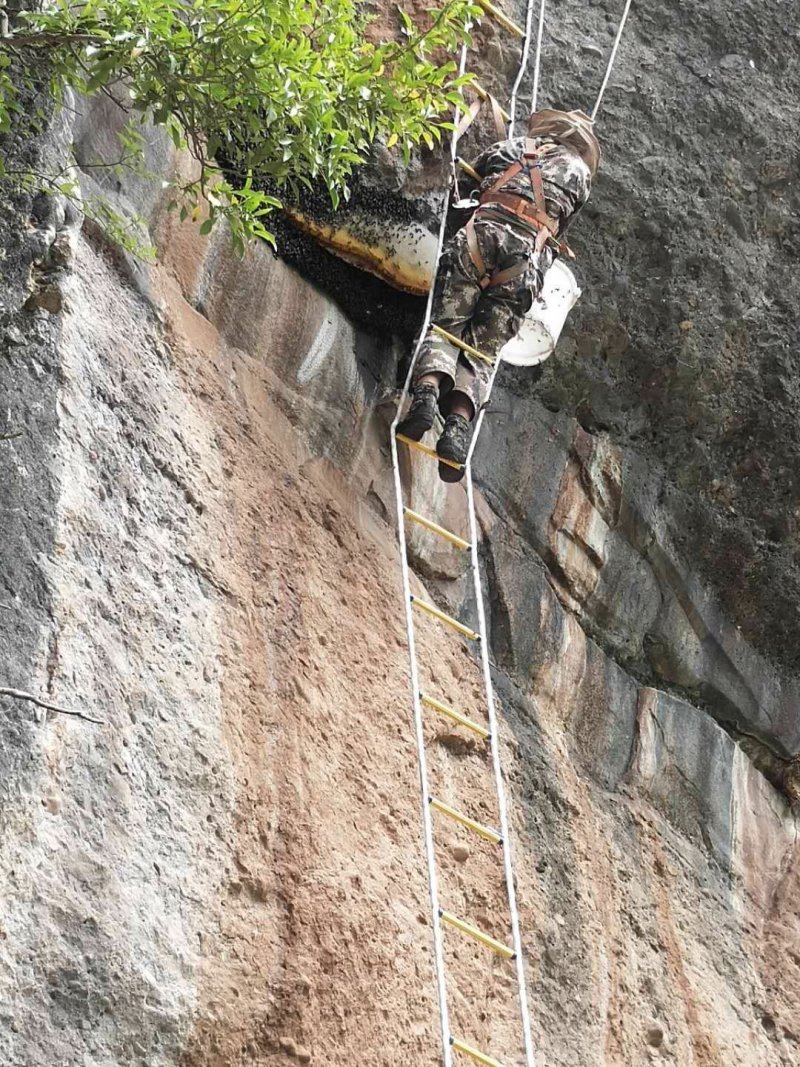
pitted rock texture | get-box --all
[272,0,800,720]
[1,0,800,1064]
[529,0,800,690]
[2,192,798,1065]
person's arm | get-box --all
[558,203,582,235]
[468,137,519,180]
[455,142,500,211]
[555,160,592,235]
[468,144,494,179]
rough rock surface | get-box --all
[1,1,799,1065]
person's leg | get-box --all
[436,358,483,481]
[436,218,535,425]
[468,229,552,363]
[448,389,474,420]
[396,228,482,440]
[395,360,451,441]
[436,223,550,482]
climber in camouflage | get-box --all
[397,109,601,481]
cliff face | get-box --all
[1,1,799,1065]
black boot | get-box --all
[396,382,438,441]
[436,413,471,483]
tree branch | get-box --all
[1,32,102,47]
[71,51,131,113]
[0,687,105,724]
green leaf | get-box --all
[9,0,475,253]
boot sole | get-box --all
[438,461,465,483]
[396,411,435,441]
[436,440,467,483]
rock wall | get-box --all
[1,1,799,1065]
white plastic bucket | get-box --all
[499,258,581,367]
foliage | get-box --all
[0,0,481,254]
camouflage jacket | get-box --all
[470,135,591,234]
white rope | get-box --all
[530,0,547,114]
[392,54,469,422]
[464,366,538,1067]
[390,8,540,1064]
[390,38,471,1067]
[508,0,536,138]
[389,437,454,1067]
[591,0,634,120]
[469,9,539,1062]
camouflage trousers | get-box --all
[415,213,553,413]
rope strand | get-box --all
[389,34,475,1067]
[530,0,547,113]
[391,8,541,1065]
[508,0,537,138]
[592,0,634,120]
[460,10,541,1065]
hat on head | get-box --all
[528,108,601,176]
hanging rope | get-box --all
[389,31,477,1067]
[450,8,541,1064]
[592,0,634,120]
[529,0,547,114]
[390,8,541,1066]
[450,44,472,202]
[508,0,536,138]
[462,361,538,1067]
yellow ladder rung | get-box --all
[410,596,480,641]
[440,909,515,959]
[476,0,525,37]
[395,434,464,472]
[451,1037,505,1067]
[458,157,482,182]
[429,797,501,844]
[431,324,495,367]
[421,694,489,740]
[471,82,512,123]
[404,507,471,551]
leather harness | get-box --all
[465,139,574,291]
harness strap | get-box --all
[487,260,530,287]
[454,92,508,142]
[534,226,551,254]
[456,98,482,139]
[480,142,556,207]
[463,140,577,288]
[465,214,531,291]
[465,214,489,287]
[480,191,557,234]
[470,204,577,264]
[489,94,507,140]
[483,160,523,199]
[529,162,547,216]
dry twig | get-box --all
[0,686,104,724]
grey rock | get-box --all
[4,325,25,345]
[1,0,800,1064]
[723,197,749,239]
